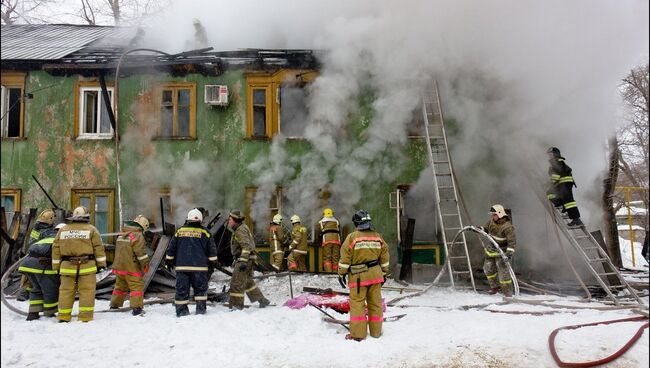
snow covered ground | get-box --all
[619,237,649,271]
[2,273,649,368]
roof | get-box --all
[1,24,133,60]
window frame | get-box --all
[245,70,317,139]
[1,73,26,139]
[154,83,197,140]
[70,188,115,234]
[74,81,115,139]
[1,188,21,224]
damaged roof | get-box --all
[1,24,134,60]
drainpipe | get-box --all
[113,48,169,228]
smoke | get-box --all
[135,1,647,279]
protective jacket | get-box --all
[339,230,390,288]
[20,227,59,275]
[30,222,53,244]
[548,156,575,186]
[230,223,256,263]
[482,218,516,257]
[318,217,341,246]
[52,222,106,275]
[290,223,308,253]
[166,222,218,272]
[268,224,287,254]
[112,226,149,277]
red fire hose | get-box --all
[548,316,649,367]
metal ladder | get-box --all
[539,195,644,306]
[422,81,475,291]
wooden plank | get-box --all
[19,208,38,256]
[143,234,169,293]
[399,218,416,283]
[1,213,21,275]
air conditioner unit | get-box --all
[204,85,228,106]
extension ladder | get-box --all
[540,196,644,306]
[422,81,475,291]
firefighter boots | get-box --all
[196,300,207,315]
[567,219,584,228]
[26,312,40,321]
[487,287,500,295]
[131,307,144,316]
[258,297,271,308]
[175,305,190,317]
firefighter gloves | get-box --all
[238,262,248,272]
[338,274,347,289]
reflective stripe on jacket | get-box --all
[319,217,341,246]
[338,230,389,288]
[112,227,149,277]
[166,223,217,272]
[52,222,106,272]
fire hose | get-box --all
[548,316,649,367]
[1,257,28,316]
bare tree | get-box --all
[73,0,169,25]
[603,136,622,267]
[1,0,53,24]
[80,0,96,24]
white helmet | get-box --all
[55,223,66,230]
[290,215,301,224]
[272,214,283,225]
[187,208,203,222]
[490,204,508,219]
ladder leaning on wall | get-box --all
[422,80,476,292]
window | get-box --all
[75,83,114,138]
[71,188,114,235]
[244,186,282,241]
[246,70,317,139]
[1,73,26,138]
[1,188,21,225]
[156,83,196,139]
[158,188,175,225]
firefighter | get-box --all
[547,147,583,228]
[287,215,308,271]
[110,215,151,316]
[268,214,287,272]
[227,210,270,310]
[52,206,107,322]
[318,208,341,272]
[18,209,56,302]
[481,204,516,297]
[19,222,65,320]
[165,208,218,317]
[338,210,389,341]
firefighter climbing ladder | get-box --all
[537,191,644,306]
[422,81,475,291]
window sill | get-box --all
[0,136,27,141]
[76,135,114,140]
[243,136,272,141]
[152,136,197,141]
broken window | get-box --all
[279,84,309,138]
[157,84,196,139]
[1,73,25,138]
[1,188,21,225]
[71,188,114,235]
[77,86,114,138]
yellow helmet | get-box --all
[37,209,55,225]
[68,206,90,221]
[126,214,150,231]
[290,215,301,224]
[323,208,333,217]
[489,204,508,219]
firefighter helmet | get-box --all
[547,147,561,156]
[489,204,508,219]
[126,214,149,231]
[272,214,283,225]
[37,209,55,225]
[68,206,90,221]
[352,210,372,230]
[187,208,203,222]
[290,215,301,224]
[229,209,245,222]
[323,208,334,217]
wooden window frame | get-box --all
[70,188,115,234]
[154,83,197,140]
[1,73,26,139]
[245,70,317,139]
[1,187,21,213]
[74,81,115,140]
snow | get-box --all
[619,237,649,271]
[615,206,648,217]
[617,224,645,231]
[2,274,649,368]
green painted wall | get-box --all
[1,69,430,257]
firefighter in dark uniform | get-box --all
[338,210,390,341]
[482,204,516,297]
[166,208,218,317]
[110,215,151,316]
[547,147,583,228]
[52,206,107,322]
[18,209,56,302]
[19,222,65,320]
[227,210,270,310]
